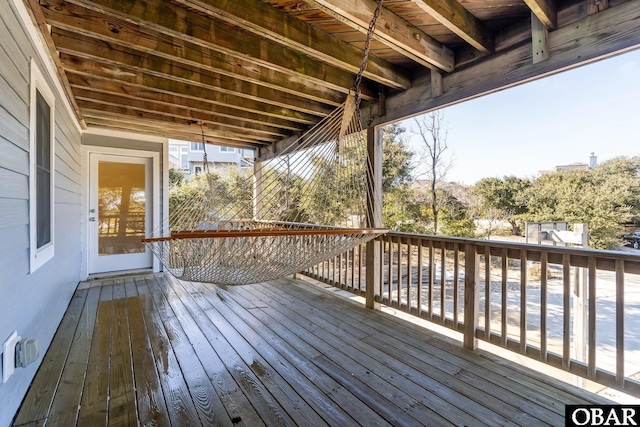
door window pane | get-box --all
[98,161,146,255]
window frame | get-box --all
[29,60,56,273]
[219,146,236,153]
[190,142,205,151]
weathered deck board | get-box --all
[77,284,113,425]
[134,276,204,427]
[124,279,171,427]
[13,273,611,426]
[47,285,101,425]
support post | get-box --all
[463,244,480,350]
[365,126,383,310]
[531,12,549,64]
[430,70,443,97]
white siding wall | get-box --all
[0,0,83,424]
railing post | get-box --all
[463,243,480,350]
[365,125,382,310]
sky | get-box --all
[401,48,640,186]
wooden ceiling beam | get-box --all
[52,31,335,117]
[78,103,280,144]
[84,117,264,149]
[367,0,640,126]
[57,0,409,90]
[168,0,409,90]
[304,0,454,72]
[72,88,291,138]
[524,0,557,30]
[67,76,307,132]
[40,1,375,101]
[408,0,494,54]
[62,65,323,126]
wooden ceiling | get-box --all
[27,0,640,154]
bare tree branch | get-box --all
[413,111,452,234]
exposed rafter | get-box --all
[171,0,410,89]
[26,0,640,150]
[57,49,333,119]
[408,0,494,54]
[62,62,326,123]
[524,0,557,30]
[40,1,377,101]
[306,0,455,72]
[59,0,410,90]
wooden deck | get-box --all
[13,273,610,426]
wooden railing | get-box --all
[303,231,640,397]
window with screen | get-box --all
[29,60,55,272]
[35,91,51,248]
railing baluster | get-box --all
[520,249,527,353]
[441,241,446,324]
[464,244,480,350]
[417,241,423,317]
[407,238,413,310]
[428,241,434,320]
[616,259,624,385]
[540,251,548,361]
[397,237,402,308]
[563,254,571,368]
[358,244,362,292]
[453,243,459,328]
[388,238,394,305]
[588,256,596,378]
[501,248,508,347]
[381,239,387,303]
[485,246,491,340]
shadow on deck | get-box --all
[13,273,609,426]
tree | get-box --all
[413,111,452,234]
[472,176,531,235]
[438,188,477,238]
[524,157,640,249]
[169,168,185,187]
[382,124,415,193]
[379,124,432,232]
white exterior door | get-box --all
[88,153,153,274]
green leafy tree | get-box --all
[379,124,432,232]
[169,168,185,187]
[472,176,531,235]
[524,157,640,249]
[438,188,477,238]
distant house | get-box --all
[169,139,255,177]
[554,152,598,172]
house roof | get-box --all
[27,0,640,158]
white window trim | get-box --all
[220,146,236,153]
[29,59,56,273]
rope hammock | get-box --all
[143,1,387,285]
